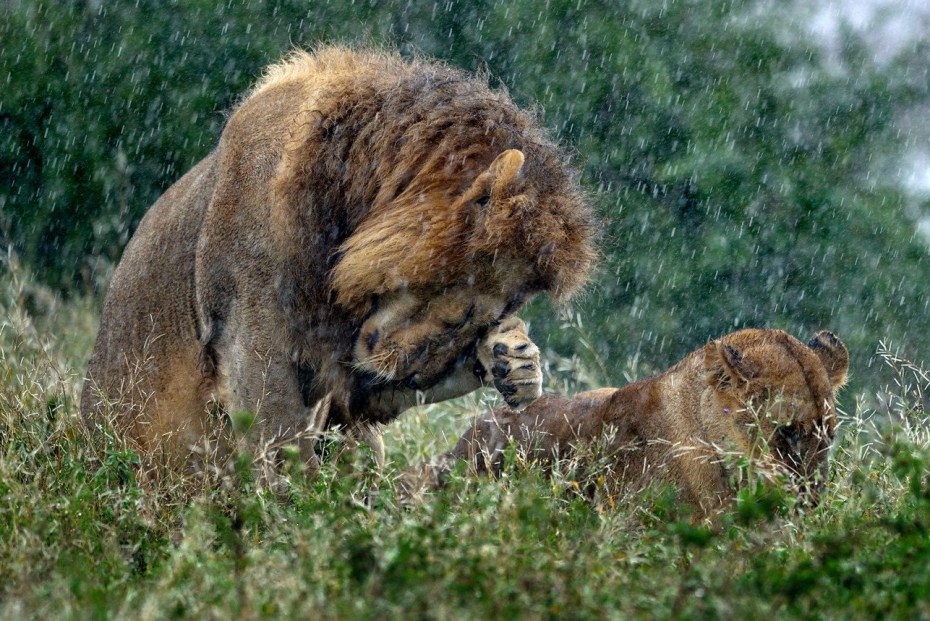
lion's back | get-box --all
[81,154,217,420]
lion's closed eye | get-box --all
[440,302,476,330]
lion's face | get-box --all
[352,289,506,383]
[337,149,590,393]
[703,330,849,497]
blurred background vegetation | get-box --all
[2,0,929,396]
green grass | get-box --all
[2,260,930,620]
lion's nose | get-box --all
[366,329,380,351]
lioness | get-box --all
[419,329,848,514]
[80,47,595,471]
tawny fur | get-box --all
[80,46,595,471]
[422,329,849,515]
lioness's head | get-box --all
[703,329,849,498]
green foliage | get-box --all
[2,274,930,619]
[3,3,930,613]
[474,0,930,393]
[3,0,929,394]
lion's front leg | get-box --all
[350,314,542,422]
[476,316,542,410]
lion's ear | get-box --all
[807,331,849,391]
[488,149,525,197]
[704,341,756,390]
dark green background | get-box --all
[3,0,929,394]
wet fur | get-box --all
[425,329,849,515]
[80,47,595,470]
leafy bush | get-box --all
[2,1,929,394]
[3,269,930,619]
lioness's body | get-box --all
[437,329,848,513]
[81,47,594,469]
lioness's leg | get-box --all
[476,316,543,410]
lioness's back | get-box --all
[436,329,848,514]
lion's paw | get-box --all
[476,316,542,410]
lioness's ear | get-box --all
[488,149,525,196]
[704,341,756,390]
[807,331,849,391]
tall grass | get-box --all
[1,259,929,619]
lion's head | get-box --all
[342,147,593,389]
[261,51,595,399]
[702,329,849,494]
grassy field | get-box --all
[2,261,930,620]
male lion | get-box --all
[81,47,595,471]
[416,329,848,515]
